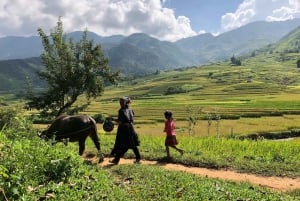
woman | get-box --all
[110,96,141,164]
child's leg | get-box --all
[170,145,184,155]
[166,146,170,157]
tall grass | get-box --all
[97,134,300,177]
[1,128,299,200]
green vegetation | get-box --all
[2,32,300,200]
[0,109,299,200]
[230,55,242,66]
[25,18,119,117]
[97,134,300,177]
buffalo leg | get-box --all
[78,138,86,155]
[90,134,100,151]
[90,133,104,163]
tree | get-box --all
[26,18,119,117]
[230,55,242,66]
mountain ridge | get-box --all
[1,19,300,92]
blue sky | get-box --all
[163,0,244,34]
[0,0,300,41]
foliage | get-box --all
[25,18,119,117]
[0,106,33,139]
[0,109,123,200]
[164,86,186,95]
[186,106,202,135]
[92,113,106,123]
[230,55,242,66]
[0,106,17,130]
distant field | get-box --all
[73,53,300,137]
[2,51,300,137]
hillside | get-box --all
[1,19,300,93]
[86,31,300,126]
[0,57,44,92]
[108,33,196,75]
[175,19,300,62]
[271,25,300,52]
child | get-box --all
[163,110,184,158]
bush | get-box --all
[0,107,18,130]
[0,107,34,140]
[92,113,106,123]
[164,86,185,95]
[0,130,82,200]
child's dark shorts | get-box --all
[165,135,178,146]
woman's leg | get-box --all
[111,148,128,164]
[132,147,141,162]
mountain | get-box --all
[271,25,300,53]
[175,19,300,63]
[1,19,300,62]
[108,33,196,75]
[0,57,44,92]
[1,19,300,92]
[0,36,42,60]
[0,32,125,60]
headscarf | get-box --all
[120,96,131,105]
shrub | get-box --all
[0,131,81,200]
[164,86,185,95]
[0,107,34,140]
[92,113,106,123]
[0,107,18,130]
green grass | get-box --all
[3,135,300,200]
[108,164,298,201]
[95,134,300,177]
[1,129,299,200]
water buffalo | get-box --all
[39,115,103,161]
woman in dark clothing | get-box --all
[110,96,141,164]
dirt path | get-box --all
[86,156,300,192]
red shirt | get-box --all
[164,120,175,136]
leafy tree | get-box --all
[230,55,242,66]
[26,18,119,117]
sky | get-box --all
[1,0,300,42]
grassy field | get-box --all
[73,52,300,139]
[1,127,299,200]
[1,51,300,200]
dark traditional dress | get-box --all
[110,107,140,163]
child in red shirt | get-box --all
[164,110,184,158]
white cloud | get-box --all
[0,0,196,41]
[221,0,300,32]
[266,0,300,21]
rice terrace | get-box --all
[1,48,300,200]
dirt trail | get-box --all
[87,156,300,192]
